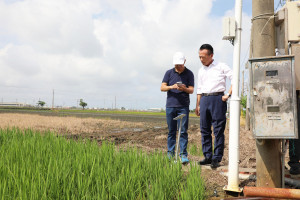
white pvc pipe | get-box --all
[225,0,242,192]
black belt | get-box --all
[201,92,224,96]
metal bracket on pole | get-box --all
[173,114,186,162]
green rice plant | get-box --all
[179,163,206,199]
[188,143,203,156]
[0,128,206,199]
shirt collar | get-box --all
[211,60,217,66]
[173,66,186,74]
[205,60,217,68]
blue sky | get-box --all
[212,0,282,16]
[212,0,245,16]
[0,0,285,109]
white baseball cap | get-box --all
[173,52,185,65]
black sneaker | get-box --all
[211,159,220,169]
[198,157,212,165]
[290,167,300,175]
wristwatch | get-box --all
[227,93,231,97]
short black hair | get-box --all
[199,44,214,55]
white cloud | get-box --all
[0,0,252,109]
[0,0,102,57]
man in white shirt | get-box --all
[195,44,232,169]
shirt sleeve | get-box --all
[222,63,233,80]
[188,71,195,87]
[162,70,169,84]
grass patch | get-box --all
[0,128,206,199]
[188,144,203,157]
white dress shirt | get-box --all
[197,60,232,94]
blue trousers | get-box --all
[166,107,189,157]
[200,95,227,162]
[289,139,300,168]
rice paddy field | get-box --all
[0,111,207,199]
[0,110,259,199]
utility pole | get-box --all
[246,16,255,131]
[52,89,54,110]
[252,0,281,188]
[225,0,243,193]
[241,70,244,97]
[245,83,250,131]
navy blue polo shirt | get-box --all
[162,67,194,107]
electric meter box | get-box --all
[222,17,235,40]
[249,55,298,139]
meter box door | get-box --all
[249,55,298,139]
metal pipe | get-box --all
[281,139,287,188]
[223,197,275,200]
[173,114,186,162]
[225,0,243,193]
[244,186,300,199]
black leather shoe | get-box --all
[290,167,300,175]
[198,157,212,165]
[211,159,220,169]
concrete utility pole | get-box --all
[252,0,282,187]
[245,83,250,131]
[246,18,255,131]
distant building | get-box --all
[147,108,162,112]
[0,102,26,107]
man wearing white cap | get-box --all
[160,52,194,164]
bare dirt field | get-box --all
[0,112,294,199]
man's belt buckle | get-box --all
[202,92,224,96]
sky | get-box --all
[0,0,284,109]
